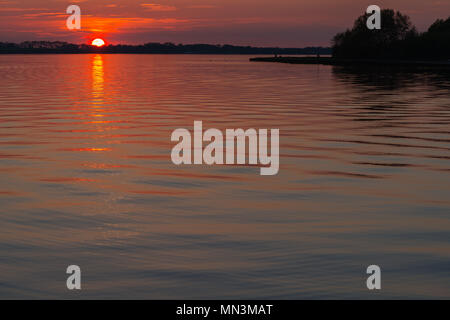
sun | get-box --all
[91,38,105,47]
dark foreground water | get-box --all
[0,54,449,299]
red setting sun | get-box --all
[91,38,105,47]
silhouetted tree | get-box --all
[418,17,450,59]
[332,9,418,59]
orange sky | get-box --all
[1,0,449,46]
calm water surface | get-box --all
[0,54,449,299]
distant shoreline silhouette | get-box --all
[0,42,331,55]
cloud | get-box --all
[0,7,48,12]
[140,3,177,12]
[79,16,189,33]
[187,5,216,9]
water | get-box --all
[0,54,449,299]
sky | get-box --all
[1,0,449,47]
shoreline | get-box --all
[249,56,450,67]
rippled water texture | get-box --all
[0,54,449,299]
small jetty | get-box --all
[249,56,450,68]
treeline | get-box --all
[333,9,450,60]
[0,41,331,55]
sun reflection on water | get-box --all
[92,54,104,103]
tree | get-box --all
[419,17,450,59]
[332,9,418,59]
